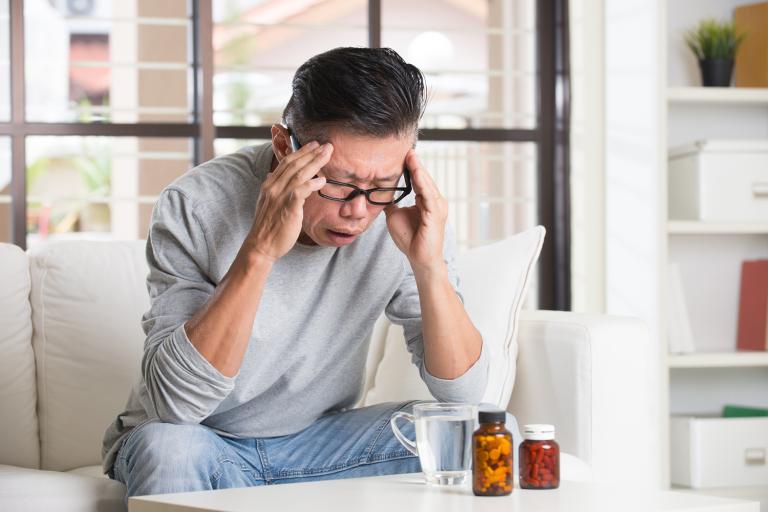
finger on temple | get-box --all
[272,140,320,180]
[407,151,440,202]
[296,144,334,183]
[274,144,331,188]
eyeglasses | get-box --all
[288,129,412,206]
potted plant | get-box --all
[685,18,746,87]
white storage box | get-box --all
[671,415,768,488]
[668,140,768,222]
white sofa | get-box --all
[0,240,650,511]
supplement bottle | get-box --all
[472,410,513,496]
[519,424,560,489]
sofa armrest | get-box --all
[508,310,651,484]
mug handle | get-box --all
[390,411,418,456]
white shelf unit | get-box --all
[663,0,768,507]
[605,0,768,503]
[669,352,768,369]
[668,222,768,235]
[667,86,768,104]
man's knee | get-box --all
[116,422,234,499]
[125,421,220,471]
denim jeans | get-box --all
[112,401,422,503]
[112,400,521,506]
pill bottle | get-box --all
[472,410,513,496]
[519,424,560,489]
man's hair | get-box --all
[283,47,427,142]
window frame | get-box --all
[2,0,570,310]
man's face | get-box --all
[297,130,412,247]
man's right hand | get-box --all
[247,141,333,262]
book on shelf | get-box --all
[737,260,768,351]
[723,404,768,418]
[735,2,768,87]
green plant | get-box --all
[76,96,112,123]
[25,141,112,234]
[73,152,111,197]
[685,18,745,60]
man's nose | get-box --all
[340,193,368,218]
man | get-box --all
[103,47,489,499]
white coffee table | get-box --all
[129,474,759,512]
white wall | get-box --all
[570,0,606,314]
[604,0,665,488]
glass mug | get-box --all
[390,402,477,485]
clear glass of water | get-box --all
[390,402,477,485]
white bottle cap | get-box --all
[523,424,555,441]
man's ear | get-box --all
[271,124,292,162]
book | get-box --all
[736,260,768,351]
[723,404,768,418]
[735,2,768,87]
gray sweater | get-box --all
[102,143,489,473]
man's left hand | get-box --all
[385,149,449,273]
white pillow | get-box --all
[29,240,149,471]
[363,226,546,408]
[0,244,39,469]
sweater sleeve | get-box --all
[384,227,489,403]
[140,188,236,424]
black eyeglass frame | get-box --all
[288,130,412,206]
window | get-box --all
[214,138,268,157]
[381,0,536,130]
[24,1,193,123]
[25,136,191,249]
[2,0,570,309]
[212,0,367,126]
[419,140,538,305]
[418,141,537,248]
[378,0,538,252]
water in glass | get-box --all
[415,414,474,485]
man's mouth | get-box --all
[328,230,357,237]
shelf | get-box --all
[667,86,768,105]
[668,351,768,369]
[668,221,768,235]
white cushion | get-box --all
[29,241,149,471]
[0,464,125,512]
[363,226,545,406]
[68,464,109,479]
[0,244,39,469]
[360,314,395,403]
[363,324,434,405]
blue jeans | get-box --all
[112,401,422,502]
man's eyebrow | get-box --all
[325,166,400,183]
